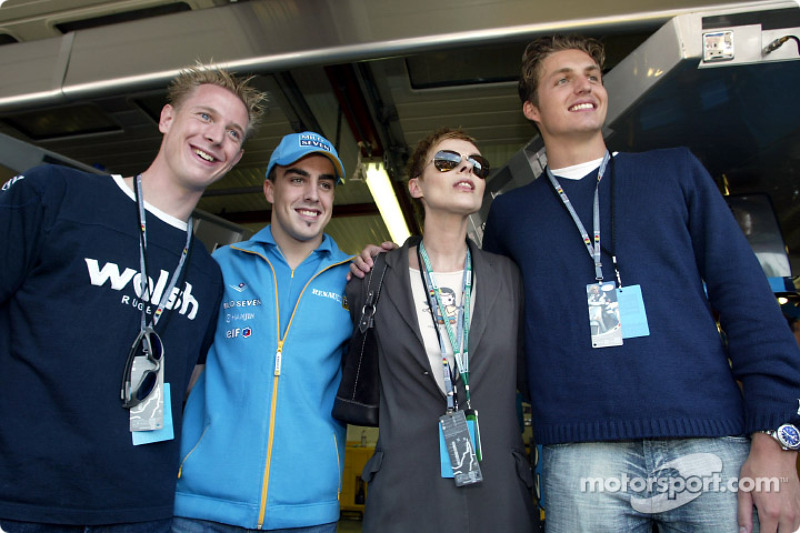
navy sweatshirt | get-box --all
[0,165,222,524]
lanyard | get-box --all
[134,174,193,331]
[546,152,622,286]
[417,242,473,412]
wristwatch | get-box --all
[761,423,800,451]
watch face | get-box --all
[777,424,800,450]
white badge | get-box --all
[587,282,623,348]
[129,358,165,432]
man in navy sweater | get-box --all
[483,34,800,533]
[0,66,265,531]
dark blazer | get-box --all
[345,236,535,533]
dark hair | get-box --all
[518,34,605,107]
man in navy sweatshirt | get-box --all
[0,66,265,532]
[482,34,800,533]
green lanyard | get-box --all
[418,242,473,411]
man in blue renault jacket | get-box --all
[173,132,353,533]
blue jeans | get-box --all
[171,517,337,533]
[542,437,758,532]
[0,519,171,533]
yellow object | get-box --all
[340,443,374,518]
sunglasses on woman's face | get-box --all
[428,150,491,179]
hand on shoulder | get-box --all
[348,241,398,280]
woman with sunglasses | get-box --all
[342,128,536,532]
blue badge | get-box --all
[132,384,174,445]
[617,285,650,339]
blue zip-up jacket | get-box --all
[174,226,354,529]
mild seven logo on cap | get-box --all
[299,133,333,152]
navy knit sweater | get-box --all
[483,148,800,445]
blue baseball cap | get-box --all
[265,131,345,184]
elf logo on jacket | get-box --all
[84,258,198,319]
[226,326,252,339]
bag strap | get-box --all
[358,253,389,333]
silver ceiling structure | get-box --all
[0,0,798,266]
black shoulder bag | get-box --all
[332,253,388,427]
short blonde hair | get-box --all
[167,63,268,140]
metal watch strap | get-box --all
[760,423,800,451]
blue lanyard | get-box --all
[134,174,193,330]
[417,242,473,412]
[546,152,613,283]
